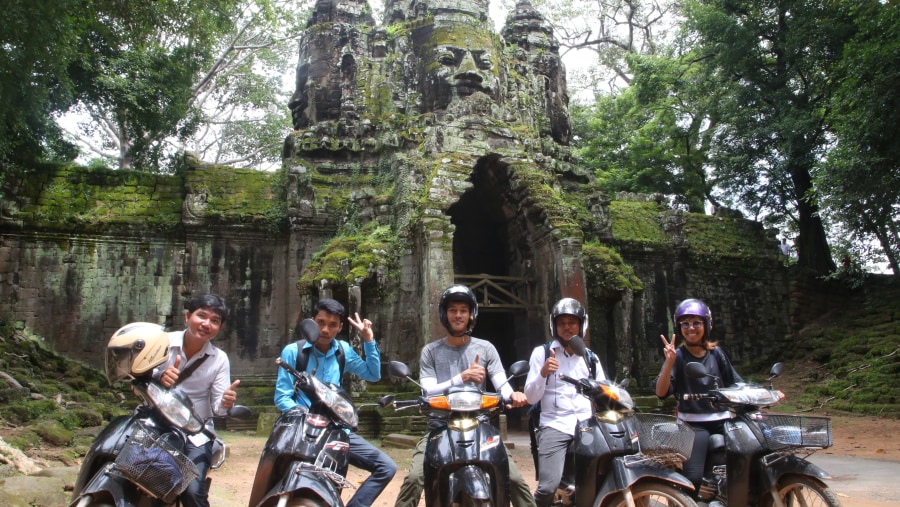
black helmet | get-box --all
[439,285,478,336]
[550,298,588,341]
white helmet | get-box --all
[105,322,170,384]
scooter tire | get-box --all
[285,498,329,507]
[286,498,329,507]
[603,482,696,507]
[761,474,842,507]
[460,499,492,507]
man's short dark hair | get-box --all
[185,294,230,322]
[312,298,346,319]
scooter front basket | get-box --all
[114,425,200,503]
[633,413,695,465]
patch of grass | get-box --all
[789,277,900,418]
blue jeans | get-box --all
[347,432,398,507]
[181,440,213,507]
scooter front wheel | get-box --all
[761,474,842,507]
[603,482,696,507]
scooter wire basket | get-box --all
[759,414,832,450]
[114,425,200,503]
[634,413,695,465]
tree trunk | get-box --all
[790,164,836,274]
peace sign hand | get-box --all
[659,334,678,365]
[348,312,374,342]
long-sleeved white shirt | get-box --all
[154,330,232,445]
[524,339,605,436]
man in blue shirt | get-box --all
[273,298,396,507]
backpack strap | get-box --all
[295,340,346,380]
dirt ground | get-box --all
[199,410,900,507]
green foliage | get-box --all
[818,1,900,275]
[679,0,855,274]
[572,54,715,213]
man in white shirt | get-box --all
[155,294,239,507]
[524,298,606,507]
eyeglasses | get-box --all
[679,321,704,329]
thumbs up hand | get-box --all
[541,348,559,378]
[222,379,240,410]
[462,353,485,384]
[161,355,182,388]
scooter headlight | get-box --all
[309,374,358,428]
[144,382,204,433]
[427,391,497,412]
[720,386,784,406]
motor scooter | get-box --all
[553,374,698,507]
[247,319,393,507]
[69,323,252,507]
[683,361,841,507]
[386,359,529,507]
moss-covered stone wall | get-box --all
[0,160,297,378]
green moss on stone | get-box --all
[608,201,671,247]
[583,242,644,293]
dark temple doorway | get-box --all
[447,158,541,372]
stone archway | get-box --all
[447,156,546,367]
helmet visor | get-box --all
[106,345,137,384]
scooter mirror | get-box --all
[619,378,631,389]
[299,318,320,345]
[227,405,253,420]
[568,336,587,357]
[685,361,708,378]
[769,362,785,378]
[388,360,411,379]
[378,394,396,407]
[508,360,529,378]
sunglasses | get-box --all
[679,321,704,329]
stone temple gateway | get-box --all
[0,0,792,388]
[284,0,593,371]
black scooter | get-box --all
[70,377,252,506]
[683,361,841,507]
[554,374,698,507]
[247,319,392,507]
[387,360,529,507]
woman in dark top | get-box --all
[654,298,743,497]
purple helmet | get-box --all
[439,285,478,335]
[550,298,588,341]
[674,298,712,331]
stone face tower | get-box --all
[283,0,596,368]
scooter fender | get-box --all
[592,456,695,507]
[71,414,135,496]
[760,454,832,490]
[445,465,492,503]
[254,463,343,507]
[423,421,508,506]
[68,462,156,507]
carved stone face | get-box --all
[416,25,502,112]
